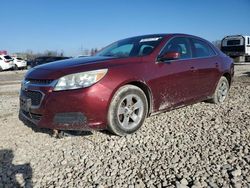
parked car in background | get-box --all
[20,34,234,136]
[13,57,27,70]
[0,55,14,71]
[27,56,70,69]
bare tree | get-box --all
[44,50,58,56]
[212,40,221,50]
[83,49,90,56]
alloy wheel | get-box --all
[218,80,229,103]
[117,94,144,130]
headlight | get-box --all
[54,69,108,91]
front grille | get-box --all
[26,79,54,85]
[21,90,43,106]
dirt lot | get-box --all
[0,65,250,187]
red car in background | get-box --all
[19,34,234,136]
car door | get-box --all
[148,37,198,111]
[189,38,221,98]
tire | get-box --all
[0,67,2,72]
[210,76,229,104]
[14,64,18,70]
[107,85,148,136]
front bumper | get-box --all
[17,63,27,68]
[225,51,245,57]
[19,82,112,131]
[1,63,14,70]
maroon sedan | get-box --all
[19,34,234,136]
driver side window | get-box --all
[161,37,192,59]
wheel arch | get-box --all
[109,79,153,117]
[222,72,232,86]
[126,81,153,116]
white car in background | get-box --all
[12,57,27,70]
[0,55,14,71]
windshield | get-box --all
[227,40,241,46]
[95,35,164,57]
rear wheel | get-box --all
[210,76,229,104]
[107,85,148,136]
[14,64,18,70]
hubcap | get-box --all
[117,94,144,129]
[218,80,228,103]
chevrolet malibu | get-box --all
[19,34,234,136]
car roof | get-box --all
[123,33,204,40]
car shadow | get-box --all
[0,149,33,187]
[18,111,93,138]
[99,130,114,136]
[18,111,52,135]
[242,72,250,77]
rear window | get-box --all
[4,55,12,60]
[227,40,240,46]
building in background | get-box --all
[0,50,7,55]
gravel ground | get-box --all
[0,65,250,188]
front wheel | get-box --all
[107,85,148,136]
[210,76,229,104]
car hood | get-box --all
[25,56,136,80]
[33,56,115,70]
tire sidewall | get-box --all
[108,85,148,136]
[14,64,18,70]
[214,77,229,104]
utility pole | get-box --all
[80,43,83,54]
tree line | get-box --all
[13,48,99,60]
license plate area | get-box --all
[20,97,32,112]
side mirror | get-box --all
[158,52,180,62]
